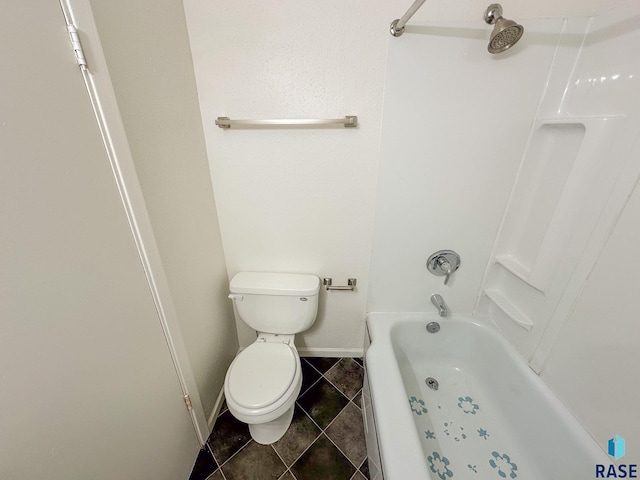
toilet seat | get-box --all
[226,342,298,410]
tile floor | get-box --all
[189,357,369,480]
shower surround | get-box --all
[367,2,640,477]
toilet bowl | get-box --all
[223,272,320,444]
[224,339,302,444]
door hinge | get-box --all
[183,394,193,411]
[66,24,87,69]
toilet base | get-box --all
[248,404,295,445]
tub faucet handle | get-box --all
[438,257,452,285]
[427,250,461,286]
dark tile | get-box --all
[352,390,362,410]
[207,410,251,465]
[350,472,367,480]
[219,399,228,415]
[359,458,370,479]
[353,357,364,366]
[206,471,224,480]
[324,358,364,400]
[325,403,367,467]
[273,406,321,466]
[278,472,295,480]
[304,357,340,374]
[300,358,322,395]
[189,448,218,480]
[291,434,356,480]
[221,441,286,480]
[297,377,349,429]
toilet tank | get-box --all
[229,272,320,334]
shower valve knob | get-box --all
[427,250,461,286]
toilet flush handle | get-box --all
[228,294,244,301]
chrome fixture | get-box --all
[427,250,460,285]
[431,294,449,317]
[323,278,357,291]
[484,4,524,54]
[215,116,357,129]
[390,0,427,37]
[425,377,439,390]
[426,322,440,333]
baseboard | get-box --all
[297,347,364,358]
[207,387,226,431]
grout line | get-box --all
[349,388,363,411]
[319,375,353,404]
[302,357,340,376]
[292,430,323,464]
[358,457,370,479]
[270,442,293,475]
[320,360,364,403]
[213,438,253,470]
[298,374,322,398]
[270,443,286,463]
[322,426,363,472]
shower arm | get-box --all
[390,0,428,37]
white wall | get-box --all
[182,0,629,353]
[183,0,402,352]
[88,0,238,416]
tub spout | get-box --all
[431,294,448,317]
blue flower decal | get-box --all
[489,451,518,478]
[427,451,454,479]
[457,396,479,414]
[478,428,490,440]
[425,430,436,439]
[409,396,428,415]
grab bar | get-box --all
[390,0,428,37]
[215,116,358,129]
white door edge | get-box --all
[59,0,209,444]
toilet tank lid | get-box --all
[230,272,320,296]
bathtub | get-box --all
[363,312,609,480]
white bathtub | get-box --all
[364,313,609,480]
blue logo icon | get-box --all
[609,435,626,460]
[596,435,637,478]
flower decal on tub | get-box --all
[427,451,454,479]
[457,396,479,414]
[489,451,518,478]
[409,396,428,415]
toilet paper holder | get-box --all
[323,278,357,291]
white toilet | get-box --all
[223,272,320,445]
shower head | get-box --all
[484,4,524,54]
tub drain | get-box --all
[425,377,439,391]
[426,322,440,333]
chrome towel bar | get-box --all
[215,116,358,129]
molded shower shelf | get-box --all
[495,255,545,292]
[484,289,533,331]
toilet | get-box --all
[223,272,320,444]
